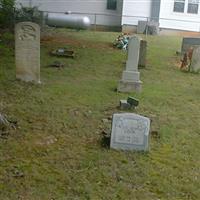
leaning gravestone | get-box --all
[118,36,142,92]
[190,46,200,73]
[110,113,150,151]
[15,22,40,83]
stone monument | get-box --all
[110,113,150,151]
[190,46,200,73]
[139,40,147,68]
[118,36,142,92]
[15,22,40,83]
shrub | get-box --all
[0,0,15,30]
[15,6,42,24]
[0,0,41,31]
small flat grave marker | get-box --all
[110,113,150,151]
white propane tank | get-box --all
[46,13,91,30]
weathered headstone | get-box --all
[181,37,200,54]
[137,21,147,34]
[110,113,150,151]
[118,36,142,92]
[139,40,147,68]
[15,22,40,83]
[190,46,200,73]
[137,21,159,35]
[146,21,159,35]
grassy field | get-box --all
[0,29,200,200]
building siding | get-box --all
[121,0,152,26]
[16,0,123,26]
[16,0,200,32]
[159,0,200,32]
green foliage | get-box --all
[0,31,14,46]
[0,0,41,30]
[15,6,42,24]
[0,0,15,29]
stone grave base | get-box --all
[16,73,41,84]
[122,71,140,81]
[118,80,142,93]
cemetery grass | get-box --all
[0,29,200,200]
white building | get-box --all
[16,0,123,28]
[16,0,200,32]
[159,0,200,32]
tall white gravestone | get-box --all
[15,22,40,83]
[110,113,150,151]
[118,36,142,92]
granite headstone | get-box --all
[110,113,150,151]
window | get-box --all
[107,0,117,10]
[187,0,199,14]
[173,0,185,12]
